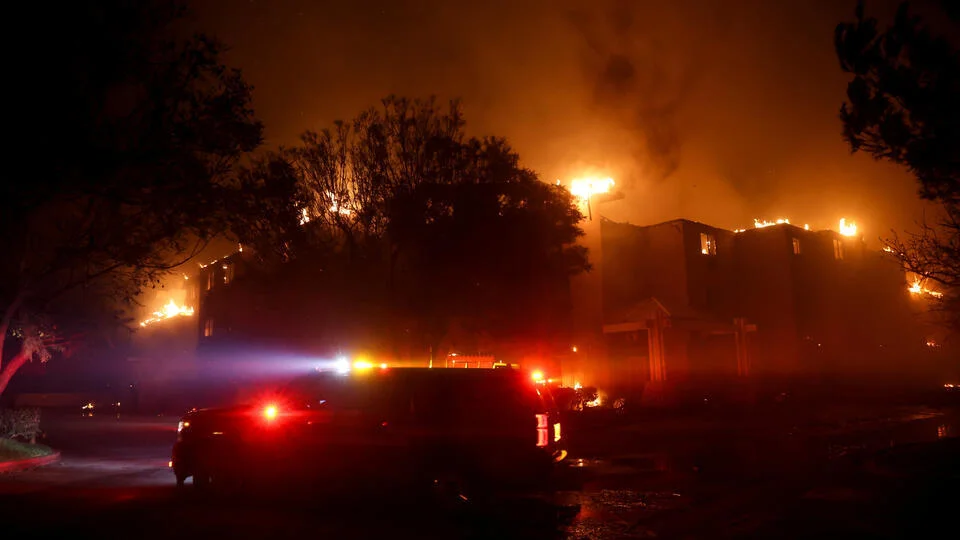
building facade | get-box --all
[577,218,926,396]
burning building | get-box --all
[195,249,262,351]
[126,272,200,412]
[568,216,932,402]
[193,247,363,358]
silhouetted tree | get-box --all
[240,97,588,357]
[230,151,310,266]
[388,137,588,354]
[836,1,960,333]
[0,1,263,395]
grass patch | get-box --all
[0,439,54,462]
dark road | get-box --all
[1,404,958,539]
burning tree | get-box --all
[836,1,960,333]
[0,1,263,396]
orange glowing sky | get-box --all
[189,0,947,246]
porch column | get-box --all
[648,311,668,382]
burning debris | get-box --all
[754,218,791,229]
[733,218,857,236]
[139,300,195,328]
[907,278,944,299]
[734,218,804,233]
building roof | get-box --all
[602,217,729,232]
[609,297,730,324]
[602,216,854,240]
[604,296,741,334]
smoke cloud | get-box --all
[569,0,707,182]
[190,0,925,244]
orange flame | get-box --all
[569,177,614,199]
[838,218,858,237]
[139,300,195,327]
[908,278,944,299]
[754,218,790,228]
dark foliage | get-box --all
[235,97,589,356]
[1,1,263,394]
[0,408,41,443]
[837,1,960,333]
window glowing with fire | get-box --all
[700,232,717,256]
[203,319,214,337]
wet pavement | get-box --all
[1,402,958,538]
[557,402,960,539]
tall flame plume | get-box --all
[569,177,614,199]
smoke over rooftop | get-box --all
[191,0,925,245]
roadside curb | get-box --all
[0,451,61,474]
